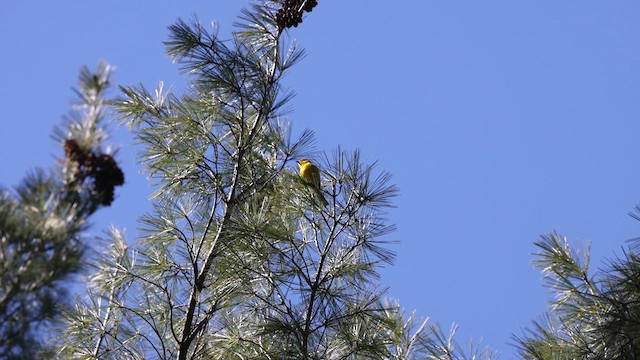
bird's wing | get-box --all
[310,167,321,189]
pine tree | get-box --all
[56,2,496,359]
[0,63,123,359]
[515,231,640,359]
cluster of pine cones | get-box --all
[64,139,124,206]
[275,0,318,29]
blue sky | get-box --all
[2,1,640,358]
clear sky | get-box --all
[2,1,640,358]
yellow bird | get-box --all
[297,159,328,206]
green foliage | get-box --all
[56,2,495,359]
[0,63,121,358]
[516,232,640,359]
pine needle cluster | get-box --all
[515,232,640,359]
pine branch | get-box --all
[0,62,123,358]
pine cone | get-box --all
[302,0,318,12]
[64,139,89,165]
[95,154,125,186]
[64,139,79,159]
[276,0,317,30]
[93,154,124,206]
[65,139,125,206]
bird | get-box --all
[297,159,328,206]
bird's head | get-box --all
[297,159,311,166]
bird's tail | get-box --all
[315,188,329,207]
